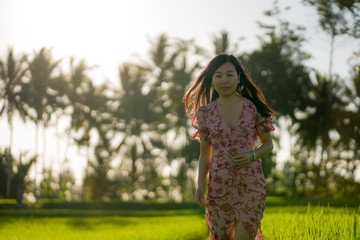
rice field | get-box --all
[0,204,359,240]
[261,205,359,240]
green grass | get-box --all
[0,204,359,240]
[0,209,208,240]
[262,204,359,240]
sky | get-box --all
[1,0,359,183]
[1,0,358,85]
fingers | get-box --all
[197,193,204,207]
[232,152,247,160]
[233,153,252,168]
[236,162,251,167]
[195,189,205,207]
[234,159,251,167]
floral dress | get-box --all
[192,97,275,240]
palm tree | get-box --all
[295,73,348,197]
[243,19,312,119]
[25,47,61,169]
[114,63,160,200]
[66,58,95,131]
[46,72,69,178]
[63,58,114,200]
[0,47,28,198]
[13,152,36,206]
[140,34,206,200]
[65,58,94,150]
[165,52,204,200]
[212,30,239,55]
[302,0,360,78]
[0,148,36,203]
[81,81,114,200]
[334,65,360,186]
[115,34,181,200]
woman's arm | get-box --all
[254,132,274,159]
[195,136,212,207]
[233,132,273,168]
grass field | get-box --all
[262,205,359,240]
[0,202,359,240]
[0,209,208,240]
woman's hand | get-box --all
[233,151,253,168]
[195,184,205,207]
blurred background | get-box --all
[1,0,360,205]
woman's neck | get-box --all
[217,94,242,104]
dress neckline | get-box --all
[214,97,246,128]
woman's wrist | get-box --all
[251,150,257,161]
[197,179,206,186]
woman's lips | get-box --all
[220,86,230,92]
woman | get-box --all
[183,53,276,240]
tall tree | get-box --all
[333,63,360,195]
[243,18,312,119]
[50,57,115,201]
[25,47,61,175]
[65,58,95,160]
[0,148,36,204]
[80,81,114,200]
[114,63,160,200]
[302,0,360,78]
[142,34,205,200]
[66,58,95,138]
[0,47,28,198]
[212,30,239,55]
[295,73,350,197]
[13,152,36,206]
[241,19,312,190]
[167,46,206,200]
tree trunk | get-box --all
[6,114,13,199]
[6,149,12,199]
[328,34,335,81]
[16,184,23,207]
[42,122,47,171]
[34,123,39,197]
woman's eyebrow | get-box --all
[214,70,235,74]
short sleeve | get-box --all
[255,113,275,136]
[191,106,210,142]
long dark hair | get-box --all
[183,53,277,117]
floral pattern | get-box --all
[192,98,275,240]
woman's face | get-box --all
[211,62,240,97]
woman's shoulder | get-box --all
[243,97,263,119]
[243,97,256,111]
[199,101,216,112]
[195,101,216,119]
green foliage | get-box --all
[25,47,62,124]
[1,2,360,202]
[0,47,28,124]
[212,30,239,55]
[303,0,360,38]
[38,168,60,200]
[243,18,311,119]
[0,148,36,205]
[0,204,358,240]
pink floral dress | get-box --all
[192,98,275,240]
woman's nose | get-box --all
[221,76,228,82]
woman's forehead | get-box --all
[215,62,236,73]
